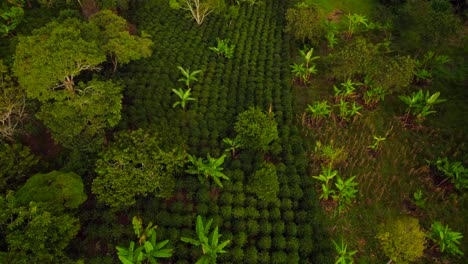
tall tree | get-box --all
[36,79,123,151]
[13,18,106,101]
[89,10,153,71]
[92,129,186,208]
[0,191,81,263]
[169,0,224,25]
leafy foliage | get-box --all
[432,157,467,191]
[209,38,235,59]
[92,129,186,208]
[116,216,173,264]
[0,0,24,37]
[0,60,27,141]
[399,90,446,122]
[89,10,153,71]
[285,4,326,44]
[177,66,202,89]
[181,215,230,263]
[14,170,87,212]
[429,221,464,256]
[172,88,196,110]
[313,164,338,200]
[376,217,426,264]
[368,135,386,152]
[332,175,358,215]
[0,143,39,193]
[0,191,80,263]
[186,153,229,187]
[247,162,279,202]
[333,238,357,264]
[234,107,278,152]
[169,0,224,25]
[305,100,331,126]
[36,79,123,151]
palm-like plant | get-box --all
[430,221,464,256]
[337,99,362,123]
[291,47,320,84]
[333,175,358,214]
[209,38,235,59]
[368,135,386,152]
[346,13,368,37]
[334,79,360,101]
[363,86,387,108]
[433,157,467,191]
[177,66,202,88]
[181,215,230,264]
[312,164,338,200]
[333,238,358,264]
[306,100,331,125]
[314,140,347,166]
[399,90,445,122]
[186,153,229,187]
[172,88,196,110]
[222,137,242,158]
[116,216,173,264]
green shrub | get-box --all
[234,220,246,232]
[232,193,245,206]
[196,203,209,215]
[270,208,281,220]
[230,247,244,263]
[273,235,287,250]
[260,209,270,220]
[232,207,246,219]
[221,205,232,218]
[235,232,248,248]
[244,246,259,264]
[258,236,272,250]
[245,206,260,219]
[0,143,40,193]
[299,238,315,255]
[220,192,234,205]
[271,251,288,264]
[376,217,426,264]
[273,222,285,235]
[258,250,270,264]
[286,223,298,237]
[247,220,260,236]
[260,221,273,235]
[287,238,300,252]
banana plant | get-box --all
[433,157,467,191]
[363,86,387,108]
[177,66,202,89]
[333,238,358,264]
[116,216,173,264]
[186,153,229,187]
[181,215,230,264]
[290,63,308,83]
[399,90,445,122]
[337,99,362,123]
[314,140,347,166]
[414,51,450,82]
[333,175,358,214]
[209,38,235,59]
[305,100,331,125]
[172,88,196,110]
[368,135,386,152]
[412,189,426,209]
[346,13,368,37]
[313,164,338,200]
[324,21,339,49]
[222,137,242,158]
[333,79,360,101]
[299,46,320,69]
[430,221,464,256]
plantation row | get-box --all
[105,0,333,263]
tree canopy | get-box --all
[92,129,186,208]
[234,107,278,152]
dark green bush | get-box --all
[258,236,272,250]
[246,220,260,236]
[221,205,232,218]
[273,221,285,235]
[259,209,270,220]
[286,238,300,252]
[271,251,288,264]
[235,232,248,248]
[286,223,298,237]
[282,210,294,223]
[260,221,272,235]
[273,235,287,250]
[195,203,209,215]
[258,250,270,264]
[231,247,244,263]
[244,246,259,264]
[270,208,281,220]
[232,207,245,219]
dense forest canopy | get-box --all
[0,0,466,263]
